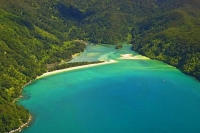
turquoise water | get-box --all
[19,44,200,133]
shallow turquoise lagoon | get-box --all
[19,44,200,133]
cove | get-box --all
[19,44,200,133]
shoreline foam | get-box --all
[37,60,117,79]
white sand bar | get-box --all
[37,60,117,79]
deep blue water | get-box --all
[19,44,200,133]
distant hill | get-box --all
[0,0,200,132]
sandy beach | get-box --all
[37,60,117,79]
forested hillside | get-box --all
[0,0,87,131]
[131,0,200,80]
[0,0,200,132]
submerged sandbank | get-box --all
[37,60,117,79]
[120,54,150,60]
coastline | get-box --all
[8,116,32,133]
[10,53,149,133]
[10,53,143,133]
[10,60,116,133]
[37,59,117,79]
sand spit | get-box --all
[37,60,117,79]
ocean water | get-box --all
[19,44,200,133]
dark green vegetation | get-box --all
[115,44,123,49]
[0,0,200,132]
